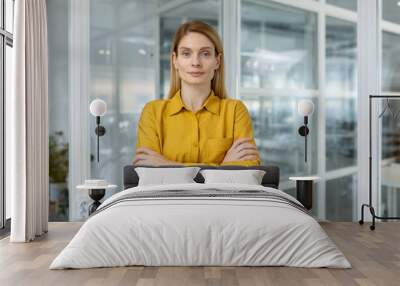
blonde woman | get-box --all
[133,21,261,166]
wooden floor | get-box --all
[0,222,399,286]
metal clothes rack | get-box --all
[359,95,400,230]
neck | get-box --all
[180,82,211,112]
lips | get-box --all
[188,72,205,77]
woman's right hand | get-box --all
[132,147,178,166]
[221,137,259,163]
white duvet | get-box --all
[50,183,351,269]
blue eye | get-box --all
[202,52,210,57]
[181,51,190,57]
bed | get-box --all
[50,165,351,269]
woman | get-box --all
[133,20,261,166]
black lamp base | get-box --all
[296,180,313,210]
[88,189,105,215]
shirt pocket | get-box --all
[205,137,233,163]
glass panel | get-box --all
[379,98,400,217]
[89,0,158,205]
[5,44,12,220]
[241,0,318,179]
[48,0,70,221]
[0,39,3,228]
[90,0,221,216]
[325,17,357,171]
[326,0,357,11]
[379,2,400,219]
[48,0,222,221]
[5,0,14,33]
[241,0,317,90]
[382,32,400,92]
[242,95,318,178]
[159,0,220,98]
[311,182,321,218]
[326,175,357,221]
[380,185,400,218]
[382,0,400,25]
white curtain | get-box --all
[9,0,49,242]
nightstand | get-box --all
[289,176,320,210]
[77,181,117,215]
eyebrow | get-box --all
[178,47,213,51]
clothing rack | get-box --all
[359,95,400,230]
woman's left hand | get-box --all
[133,147,178,166]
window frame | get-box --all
[1,0,14,231]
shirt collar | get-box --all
[167,89,220,116]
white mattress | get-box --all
[50,183,351,269]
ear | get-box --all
[215,53,221,70]
[172,52,178,69]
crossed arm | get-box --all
[133,137,260,166]
[133,101,261,167]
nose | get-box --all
[191,55,201,67]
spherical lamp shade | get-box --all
[298,100,314,116]
[90,99,107,117]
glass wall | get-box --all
[2,0,14,229]
[48,0,222,221]
[47,0,69,221]
[5,44,12,221]
[89,0,221,212]
[326,0,357,12]
[326,175,357,221]
[159,0,220,98]
[382,0,400,25]
[382,32,400,92]
[1,4,3,230]
[379,0,400,218]
[240,0,357,220]
[5,0,14,32]
[89,0,158,201]
[325,17,357,171]
[241,0,318,178]
[379,98,400,217]
[48,0,361,221]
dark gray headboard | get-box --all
[123,165,280,189]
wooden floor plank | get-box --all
[0,222,399,286]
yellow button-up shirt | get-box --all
[135,90,261,166]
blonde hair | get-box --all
[167,20,228,99]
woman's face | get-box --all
[173,32,221,87]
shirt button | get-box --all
[193,142,198,148]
